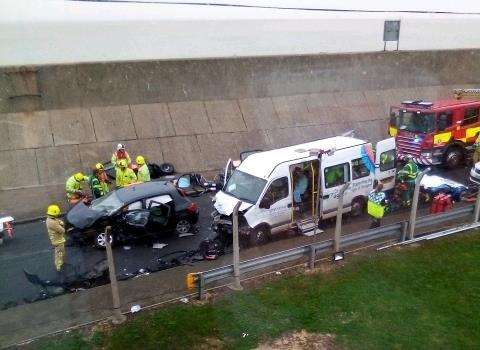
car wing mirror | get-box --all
[177,175,191,189]
[259,197,272,209]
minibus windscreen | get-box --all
[224,170,267,203]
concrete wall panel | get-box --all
[0,185,65,219]
[0,149,38,189]
[35,145,81,185]
[204,100,247,133]
[159,136,204,172]
[238,98,279,131]
[304,93,338,123]
[168,101,212,136]
[90,105,137,142]
[0,111,53,150]
[49,108,96,146]
[131,103,175,139]
[196,133,239,170]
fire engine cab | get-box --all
[388,89,480,168]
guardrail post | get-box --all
[473,189,480,223]
[230,201,243,291]
[105,226,126,324]
[408,168,430,240]
[197,272,205,300]
[333,182,350,253]
[308,245,316,269]
[400,221,408,242]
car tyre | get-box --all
[249,226,269,246]
[445,147,463,168]
[160,163,175,175]
[350,197,365,217]
[94,231,113,249]
[176,219,191,235]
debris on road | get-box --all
[123,246,131,250]
[130,304,141,313]
[153,243,168,249]
[180,297,189,303]
[178,233,194,238]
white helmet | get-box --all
[117,143,125,151]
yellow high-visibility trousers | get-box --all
[54,244,65,271]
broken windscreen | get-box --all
[224,170,267,204]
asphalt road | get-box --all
[0,166,470,308]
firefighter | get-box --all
[89,163,109,199]
[473,132,480,164]
[65,172,88,202]
[46,204,66,272]
[135,155,151,183]
[367,182,386,228]
[116,159,137,188]
[111,143,131,168]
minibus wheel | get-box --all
[249,226,269,246]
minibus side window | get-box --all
[262,177,289,205]
[324,163,350,188]
[351,158,370,180]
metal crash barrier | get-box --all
[188,204,476,299]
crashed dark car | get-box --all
[66,181,199,248]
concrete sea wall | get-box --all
[1,50,479,218]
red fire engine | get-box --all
[388,89,480,168]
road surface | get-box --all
[0,166,469,309]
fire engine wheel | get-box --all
[249,226,270,246]
[444,147,463,168]
[350,197,366,217]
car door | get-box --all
[375,138,397,191]
[145,195,174,230]
[321,162,351,218]
[256,177,291,233]
[121,200,150,237]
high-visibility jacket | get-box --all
[137,164,151,183]
[65,175,88,199]
[89,176,109,199]
[367,190,386,219]
[111,150,131,167]
[475,135,480,149]
[116,167,137,187]
[325,167,343,187]
[46,217,66,246]
[399,161,418,180]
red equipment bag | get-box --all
[430,193,453,214]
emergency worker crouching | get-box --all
[116,159,137,188]
[135,155,151,183]
[66,172,88,204]
[473,132,480,164]
[46,204,66,272]
[368,182,386,229]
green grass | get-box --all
[39,233,480,350]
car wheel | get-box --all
[160,163,175,175]
[249,226,269,246]
[350,197,365,217]
[176,220,191,235]
[445,147,463,168]
[94,232,113,249]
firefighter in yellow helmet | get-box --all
[65,172,89,204]
[46,204,66,272]
[116,159,137,188]
[135,155,151,183]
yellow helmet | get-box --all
[118,159,127,168]
[74,172,85,181]
[47,204,61,217]
[95,163,104,171]
[136,155,145,165]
